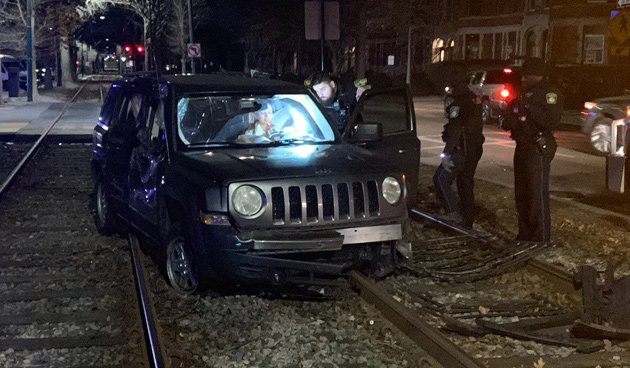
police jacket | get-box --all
[442,88,484,155]
[321,78,358,132]
[506,80,563,143]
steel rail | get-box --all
[128,233,166,368]
[349,271,485,368]
[410,206,579,302]
[0,82,89,199]
[410,208,493,243]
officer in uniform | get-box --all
[433,79,485,228]
[305,72,369,133]
[502,58,563,242]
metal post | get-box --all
[320,0,325,71]
[406,26,412,85]
[187,0,195,74]
[26,0,33,102]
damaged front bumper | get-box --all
[211,224,406,285]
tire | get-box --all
[165,224,206,294]
[92,177,118,235]
[481,100,496,125]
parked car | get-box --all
[445,67,520,124]
[91,73,420,293]
[0,54,25,91]
[581,95,630,154]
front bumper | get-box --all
[246,224,402,251]
[205,223,404,285]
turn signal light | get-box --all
[499,88,510,99]
[626,106,630,117]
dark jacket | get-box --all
[322,78,358,132]
[505,80,563,143]
[442,87,484,155]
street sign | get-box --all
[305,1,340,41]
[619,0,630,8]
[187,43,201,58]
[609,11,630,43]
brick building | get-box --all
[422,0,630,104]
[428,0,623,66]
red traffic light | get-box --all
[124,45,132,53]
[136,45,144,53]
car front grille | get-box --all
[270,180,380,225]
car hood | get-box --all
[173,144,399,185]
[595,95,630,106]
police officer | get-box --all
[503,58,563,242]
[305,72,368,133]
[433,79,485,227]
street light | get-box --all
[100,15,106,20]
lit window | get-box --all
[583,34,605,64]
[432,38,445,63]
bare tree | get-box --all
[80,0,170,69]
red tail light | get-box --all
[499,88,510,99]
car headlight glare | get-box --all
[232,185,264,217]
[382,177,402,205]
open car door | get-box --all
[346,86,420,206]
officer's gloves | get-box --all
[440,153,455,173]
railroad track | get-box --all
[0,82,162,368]
[2,79,626,367]
[351,206,630,368]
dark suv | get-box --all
[91,73,420,293]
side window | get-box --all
[147,100,165,146]
[100,85,122,124]
[111,93,146,138]
[465,72,476,85]
[359,90,410,135]
[471,72,484,85]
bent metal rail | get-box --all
[350,206,594,368]
[0,85,164,367]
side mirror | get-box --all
[348,122,383,144]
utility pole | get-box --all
[26,0,33,101]
[320,0,325,71]
[187,0,195,74]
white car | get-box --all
[581,95,630,154]
[445,66,521,124]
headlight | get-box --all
[382,177,402,205]
[232,185,264,217]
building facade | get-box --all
[429,0,622,66]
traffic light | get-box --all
[136,45,144,54]
[123,45,132,54]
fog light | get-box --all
[200,211,230,225]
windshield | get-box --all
[176,94,336,148]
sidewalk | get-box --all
[0,89,100,137]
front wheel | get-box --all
[165,226,203,294]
